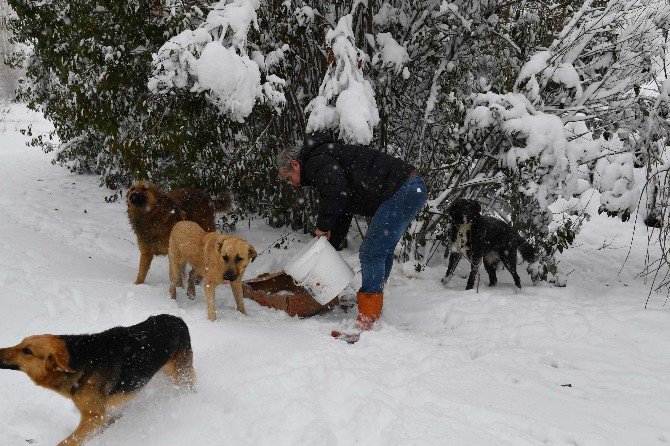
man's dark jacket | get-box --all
[298,133,415,249]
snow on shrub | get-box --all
[594,152,639,218]
[372,33,409,75]
[372,3,406,27]
[465,90,642,219]
[464,92,579,208]
[511,0,670,224]
[149,0,285,122]
[515,51,582,102]
[305,14,379,145]
[194,42,261,121]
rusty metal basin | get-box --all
[242,271,339,317]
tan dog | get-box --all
[0,315,194,446]
[169,221,257,321]
[126,180,231,285]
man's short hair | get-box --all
[276,144,302,172]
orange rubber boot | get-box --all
[353,291,383,330]
[331,291,383,341]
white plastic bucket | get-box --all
[284,237,354,305]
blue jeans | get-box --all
[359,176,427,292]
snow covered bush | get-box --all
[4,0,204,188]
[513,0,669,219]
[149,0,286,122]
[6,0,670,284]
[463,92,580,208]
[5,0,295,226]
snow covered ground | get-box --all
[0,105,669,445]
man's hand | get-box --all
[314,228,331,240]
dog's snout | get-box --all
[0,350,18,370]
[223,271,237,282]
[0,362,19,370]
[129,192,146,206]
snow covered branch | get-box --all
[305,14,380,144]
[149,0,286,123]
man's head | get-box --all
[276,146,302,187]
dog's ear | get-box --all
[215,234,232,253]
[448,199,464,219]
[47,349,75,374]
[248,244,258,262]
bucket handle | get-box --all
[292,246,320,283]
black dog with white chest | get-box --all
[442,199,535,290]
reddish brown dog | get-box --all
[0,315,194,446]
[169,221,257,321]
[126,180,231,285]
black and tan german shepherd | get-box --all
[0,314,194,446]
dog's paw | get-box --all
[441,275,452,286]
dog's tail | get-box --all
[519,239,536,263]
[211,189,233,213]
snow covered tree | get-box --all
[4,0,208,187]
